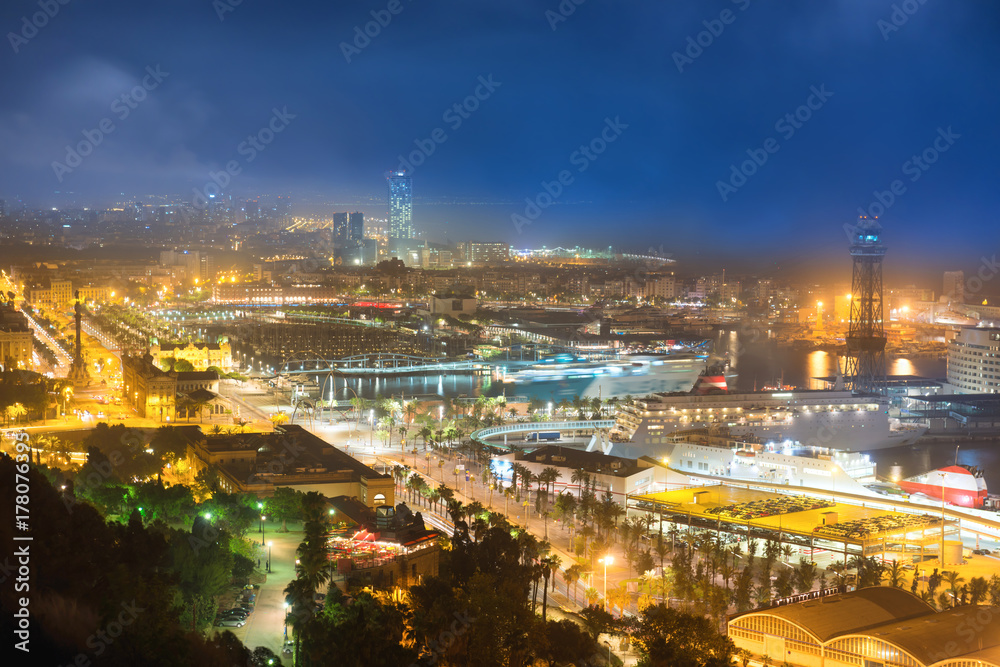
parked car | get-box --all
[973,548,992,555]
[220,609,250,620]
[215,618,245,627]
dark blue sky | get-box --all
[1,0,998,268]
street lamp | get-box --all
[258,503,264,533]
[600,555,614,608]
[267,540,273,573]
[261,515,267,545]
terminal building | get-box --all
[185,425,394,507]
[728,586,1000,667]
[947,326,1000,394]
[0,302,34,370]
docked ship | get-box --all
[641,434,882,497]
[609,387,926,454]
[895,465,988,509]
[498,353,707,401]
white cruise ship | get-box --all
[498,353,706,401]
[609,389,926,454]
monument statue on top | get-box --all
[67,290,91,387]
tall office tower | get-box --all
[386,169,413,240]
[349,212,365,241]
[943,271,965,305]
[845,216,887,395]
[333,212,349,242]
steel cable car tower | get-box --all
[845,216,887,395]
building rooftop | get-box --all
[735,587,934,643]
[733,588,1000,666]
[853,605,1000,666]
[173,370,221,382]
[157,341,225,350]
[518,444,648,477]
[182,388,218,402]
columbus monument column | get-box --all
[67,291,91,387]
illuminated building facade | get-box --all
[947,326,1000,393]
[387,170,413,240]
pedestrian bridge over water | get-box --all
[470,419,616,453]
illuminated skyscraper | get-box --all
[386,169,413,240]
[333,212,348,242]
[349,211,365,241]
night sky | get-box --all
[1,0,998,268]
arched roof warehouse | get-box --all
[729,587,1000,667]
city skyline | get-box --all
[0,2,997,262]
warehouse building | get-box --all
[728,586,1000,666]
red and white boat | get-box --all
[692,365,729,395]
[896,465,987,509]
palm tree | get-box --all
[882,560,910,589]
[6,402,26,426]
[943,570,966,600]
[404,400,420,426]
[427,487,441,513]
[418,425,433,451]
[607,581,630,617]
[53,437,75,467]
[796,558,818,594]
[283,578,315,664]
[584,586,601,608]
[579,524,596,560]
[540,554,561,621]
[538,466,561,497]
[968,576,989,605]
[564,563,584,604]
